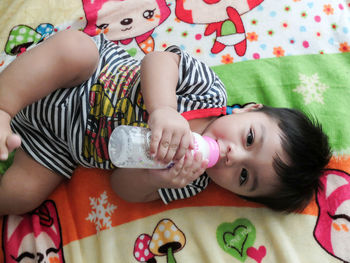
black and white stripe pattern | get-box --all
[159,174,211,204]
[11,88,83,178]
[166,45,227,113]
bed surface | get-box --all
[0,0,349,262]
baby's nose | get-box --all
[226,144,246,166]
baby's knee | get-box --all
[2,183,47,215]
[7,196,45,215]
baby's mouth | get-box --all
[121,27,132,32]
[217,140,226,157]
[216,140,229,165]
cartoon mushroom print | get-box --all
[149,219,186,263]
[5,25,42,55]
[35,23,54,39]
[134,234,156,263]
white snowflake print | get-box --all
[293,73,329,105]
[86,191,117,232]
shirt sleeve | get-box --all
[158,173,211,204]
[165,45,227,113]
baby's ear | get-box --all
[232,103,263,114]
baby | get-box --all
[0,29,331,215]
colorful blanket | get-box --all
[0,0,350,262]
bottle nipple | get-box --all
[202,136,219,168]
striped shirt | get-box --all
[11,34,227,204]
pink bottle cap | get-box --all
[202,136,219,168]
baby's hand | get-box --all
[0,109,21,160]
[149,151,208,189]
[148,107,193,164]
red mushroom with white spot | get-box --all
[134,234,156,263]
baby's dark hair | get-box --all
[241,105,331,213]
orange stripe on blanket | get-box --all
[45,167,264,246]
[327,155,350,172]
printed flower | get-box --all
[323,4,334,15]
[267,30,274,36]
[284,6,291,12]
[339,42,350,53]
[273,46,285,57]
[293,0,301,2]
[251,19,258,25]
[301,11,308,18]
[331,23,338,30]
[221,54,234,64]
[194,48,202,54]
[247,32,258,42]
[282,22,289,29]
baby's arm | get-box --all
[0,29,99,160]
[141,51,193,164]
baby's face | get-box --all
[203,110,286,198]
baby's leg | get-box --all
[0,149,64,215]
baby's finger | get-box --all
[173,133,191,161]
[194,152,209,172]
[149,129,162,157]
[191,152,202,170]
[170,155,185,174]
[156,131,172,162]
[163,134,181,164]
[186,153,207,181]
[172,151,195,180]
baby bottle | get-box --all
[108,125,219,169]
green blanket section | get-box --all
[213,52,350,153]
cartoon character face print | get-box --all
[175,0,264,56]
[2,200,65,263]
[96,0,163,41]
[314,169,350,263]
[83,0,170,53]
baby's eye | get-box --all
[240,168,248,186]
[246,128,254,146]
